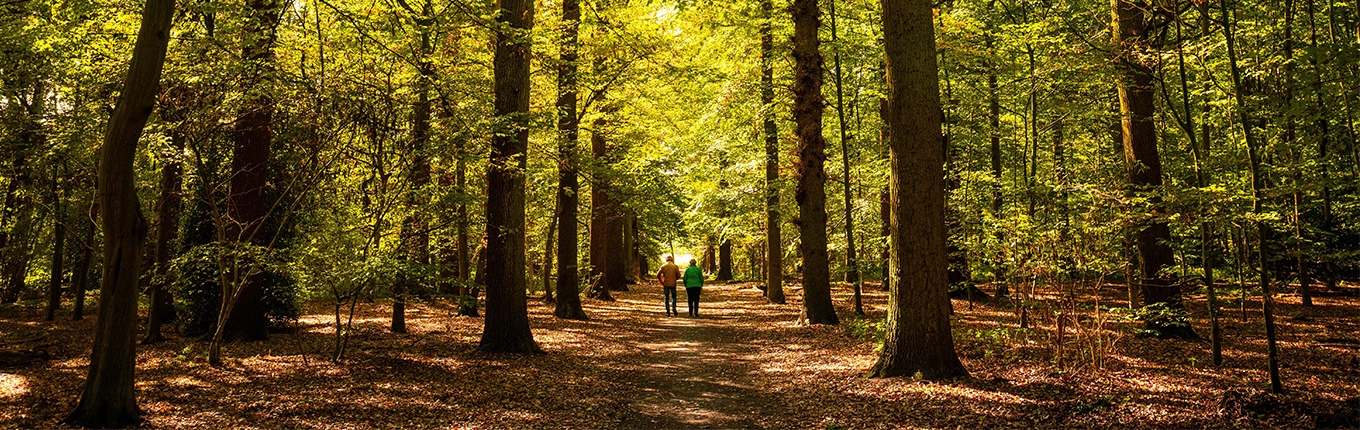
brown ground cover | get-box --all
[2,281,1358,428]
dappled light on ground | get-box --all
[1,282,1358,427]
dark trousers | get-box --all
[663,286,678,315]
[685,287,701,316]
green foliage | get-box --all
[970,325,1032,360]
[844,317,884,345]
[171,244,300,337]
[1113,303,1193,339]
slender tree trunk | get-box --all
[1307,0,1337,290]
[45,171,65,321]
[456,141,474,316]
[62,0,173,423]
[1182,2,1221,364]
[589,115,624,297]
[1280,1,1313,307]
[792,0,837,325]
[71,203,95,321]
[553,0,587,317]
[717,239,733,281]
[828,0,859,292]
[542,201,557,303]
[1222,0,1283,393]
[871,0,967,379]
[760,0,782,305]
[145,119,184,343]
[480,0,542,354]
[394,0,435,334]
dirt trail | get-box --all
[616,284,779,428]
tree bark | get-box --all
[870,0,968,380]
[71,203,95,321]
[589,116,626,296]
[761,0,785,304]
[791,0,838,325]
[394,0,435,334]
[45,172,65,322]
[553,0,587,319]
[222,0,281,343]
[145,111,184,343]
[480,0,542,354]
[62,0,173,423]
[1111,0,1185,315]
[717,239,733,281]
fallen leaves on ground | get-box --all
[2,281,1358,428]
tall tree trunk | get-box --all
[1307,0,1337,290]
[589,115,625,297]
[1221,0,1282,393]
[45,170,65,321]
[71,202,95,321]
[480,0,542,354]
[1180,2,1221,364]
[456,140,474,316]
[1281,1,1313,307]
[541,202,557,302]
[62,0,173,424]
[870,0,968,379]
[394,0,435,334]
[220,0,281,344]
[145,115,184,343]
[1112,0,1187,322]
[791,0,838,325]
[761,0,785,304]
[986,0,1002,217]
[828,0,859,291]
[553,0,586,317]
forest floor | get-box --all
[2,280,1360,428]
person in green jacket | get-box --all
[682,258,704,317]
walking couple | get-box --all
[656,255,703,317]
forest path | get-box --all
[611,283,784,428]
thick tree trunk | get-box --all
[870,0,968,380]
[791,0,837,325]
[62,0,173,424]
[221,0,281,343]
[480,0,542,354]
[1112,0,1186,318]
[553,0,586,319]
[145,122,184,343]
[761,0,785,304]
